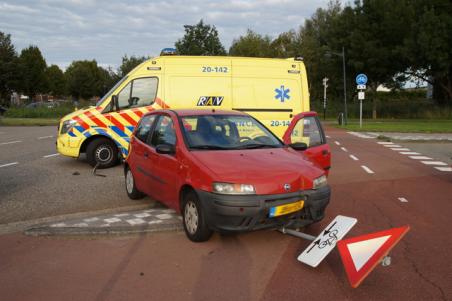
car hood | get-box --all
[190,147,325,194]
[60,106,95,123]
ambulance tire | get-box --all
[125,166,145,200]
[86,137,119,169]
[182,190,213,242]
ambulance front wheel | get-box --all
[86,137,119,169]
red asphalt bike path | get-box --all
[0,126,450,300]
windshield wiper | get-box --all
[236,143,280,149]
[190,145,231,150]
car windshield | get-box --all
[181,115,283,150]
[96,75,128,107]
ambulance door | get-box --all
[283,112,331,173]
[107,77,159,155]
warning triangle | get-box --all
[337,226,410,288]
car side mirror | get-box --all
[156,144,175,155]
[290,142,308,151]
[111,95,119,111]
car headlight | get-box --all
[313,175,327,189]
[212,182,256,195]
[60,119,76,134]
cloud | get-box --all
[0,0,332,69]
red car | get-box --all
[125,109,331,242]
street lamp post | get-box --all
[325,47,348,125]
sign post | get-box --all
[356,74,367,128]
[322,77,328,120]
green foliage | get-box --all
[18,45,48,99]
[45,65,66,96]
[65,60,106,100]
[4,103,74,118]
[0,32,19,103]
[229,30,273,57]
[119,55,147,77]
[175,20,226,56]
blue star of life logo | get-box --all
[275,85,290,102]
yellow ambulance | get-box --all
[57,52,311,168]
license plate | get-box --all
[269,200,304,217]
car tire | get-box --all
[86,137,119,168]
[125,166,145,200]
[182,190,212,242]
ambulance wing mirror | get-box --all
[290,142,308,151]
[111,95,119,111]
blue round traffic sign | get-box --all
[356,74,368,85]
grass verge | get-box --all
[0,118,59,126]
[331,119,452,133]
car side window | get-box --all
[117,77,158,110]
[135,115,156,142]
[149,116,176,147]
[290,116,323,147]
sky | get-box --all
[0,0,334,70]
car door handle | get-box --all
[144,152,149,158]
[322,150,329,155]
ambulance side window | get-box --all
[135,115,156,143]
[290,116,324,147]
[117,77,158,110]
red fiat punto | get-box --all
[125,109,331,242]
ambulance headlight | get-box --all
[212,183,256,195]
[60,119,76,134]
[313,175,327,189]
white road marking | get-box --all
[349,154,359,161]
[341,147,348,152]
[421,161,448,166]
[43,153,59,158]
[0,140,22,145]
[398,197,408,203]
[361,165,375,174]
[334,141,341,146]
[409,156,432,160]
[390,148,410,151]
[0,162,18,168]
[377,142,393,145]
[435,167,452,172]
[400,152,420,155]
[326,135,331,138]
[38,135,54,140]
[385,144,401,148]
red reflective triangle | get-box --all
[337,226,410,288]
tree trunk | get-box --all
[371,83,378,119]
[433,71,452,106]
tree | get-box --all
[175,20,226,55]
[45,65,66,97]
[119,55,147,77]
[0,32,19,104]
[18,45,48,100]
[229,30,273,57]
[65,60,104,100]
[402,0,452,105]
[270,30,299,58]
[98,66,119,96]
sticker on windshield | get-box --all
[197,96,224,106]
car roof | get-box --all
[147,109,249,118]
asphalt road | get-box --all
[0,126,149,224]
[0,125,451,300]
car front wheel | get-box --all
[182,190,212,242]
[86,137,119,168]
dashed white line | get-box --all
[398,197,408,203]
[0,140,22,145]
[0,162,18,168]
[43,153,60,158]
[334,141,341,146]
[38,135,54,140]
[390,148,411,151]
[421,161,448,166]
[385,144,401,148]
[326,135,331,138]
[409,156,432,160]
[377,142,393,145]
[361,165,375,174]
[341,147,348,152]
[349,154,359,161]
[400,152,420,155]
[434,167,452,172]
